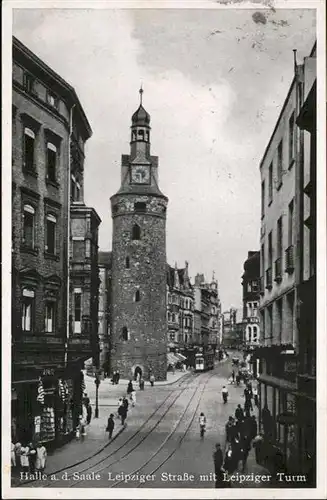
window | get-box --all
[146,131,150,142]
[261,243,265,278]
[289,112,295,166]
[277,139,283,187]
[135,290,141,302]
[74,291,82,333]
[277,217,283,258]
[168,312,171,322]
[23,73,35,93]
[168,293,172,304]
[288,199,294,246]
[46,214,56,254]
[122,326,129,341]
[46,143,57,182]
[21,289,35,332]
[170,333,176,342]
[277,299,283,343]
[261,180,265,218]
[268,231,273,269]
[251,280,259,292]
[24,128,35,171]
[253,326,258,342]
[125,256,130,269]
[23,204,35,248]
[134,202,146,213]
[172,313,176,323]
[45,302,55,333]
[132,224,141,240]
[268,162,273,203]
[47,91,58,109]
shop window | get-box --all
[74,291,82,333]
[21,288,35,332]
[23,128,35,171]
[46,143,57,182]
[45,214,56,254]
[23,204,35,248]
[45,302,55,333]
[132,224,141,240]
[122,326,129,341]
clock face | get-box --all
[131,165,150,184]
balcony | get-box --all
[285,245,295,273]
[265,267,272,290]
[274,258,282,283]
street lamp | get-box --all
[94,375,100,418]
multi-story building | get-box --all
[254,43,316,481]
[109,90,168,381]
[11,36,99,446]
[221,308,238,348]
[294,43,316,483]
[242,251,260,347]
[166,262,194,352]
[97,251,112,375]
[194,273,221,352]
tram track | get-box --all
[110,370,216,488]
[22,371,198,488]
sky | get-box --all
[12,4,316,312]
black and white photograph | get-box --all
[2,0,326,498]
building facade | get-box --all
[242,251,260,347]
[254,44,316,482]
[97,251,112,376]
[221,308,238,348]
[110,90,168,381]
[11,37,99,446]
[193,273,221,352]
[166,262,194,352]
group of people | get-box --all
[76,393,93,438]
[11,440,47,473]
[111,371,121,385]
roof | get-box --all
[13,36,92,141]
[132,104,151,126]
[166,263,192,290]
[112,166,167,200]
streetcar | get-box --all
[195,350,214,372]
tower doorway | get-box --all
[134,366,142,381]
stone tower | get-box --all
[110,89,168,381]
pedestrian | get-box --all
[252,386,259,407]
[130,390,136,407]
[86,404,92,425]
[127,380,134,395]
[235,404,244,422]
[111,371,116,385]
[20,444,30,472]
[244,399,252,418]
[223,445,234,475]
[116,371,120,384]
[235,373,241,386]
[262,404,272,437]
[253,432,264,464]
[225,417,234,443]
[14,441,22,470]
[150,374,155,387]
[123,396,129,411]
[11,442,16,468]
[241,435,251,471]
[80,414,87,437]
[213,443,224,488]
[139,377,145,390]
[28,442,37,473]
[35,442,47,472]
[83,392,90,407]
[118,404,127,425]
[231,370,235,383]
[250,415,258,441]
[106,413,115,439]
[222,385,229,403]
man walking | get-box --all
[106,414,115,439]
[213,443,224,488]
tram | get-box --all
[195,350,214,372]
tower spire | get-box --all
[139,84,143,106]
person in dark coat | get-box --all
[118,404,127,425]
[235,404,244,422]
[106,414,115,439]
[213,443,224,488]
[244,399,252,417]
[250,415,258,441]
[86,404,92,425]
[83,393,90,407]
[127,380,133,395]
[235,373,241,386]
[139,377,145,390]
[231,370,235,383]
[241,435,251,471]
[123,396,129,411]
[253,432,264,464]
[225,417,234,443]
[223,445,235,474]
[116,371,120,384]
[231,437,243,471]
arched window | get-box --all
[122,326,129,341]
[23,204,35,248]
[46,214,57,254]
[137,129,144,140]
[135,290,141,302]
[132,224,141,240]
[125,256,130,269]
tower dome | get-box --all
[131,86,150,125]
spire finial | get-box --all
[139,83,143,105]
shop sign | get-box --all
[34,416,41,433]
[42,368,55,376]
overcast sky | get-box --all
[13,5,316,312]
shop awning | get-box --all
[167,353,180,365]
[175,352,187,361]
